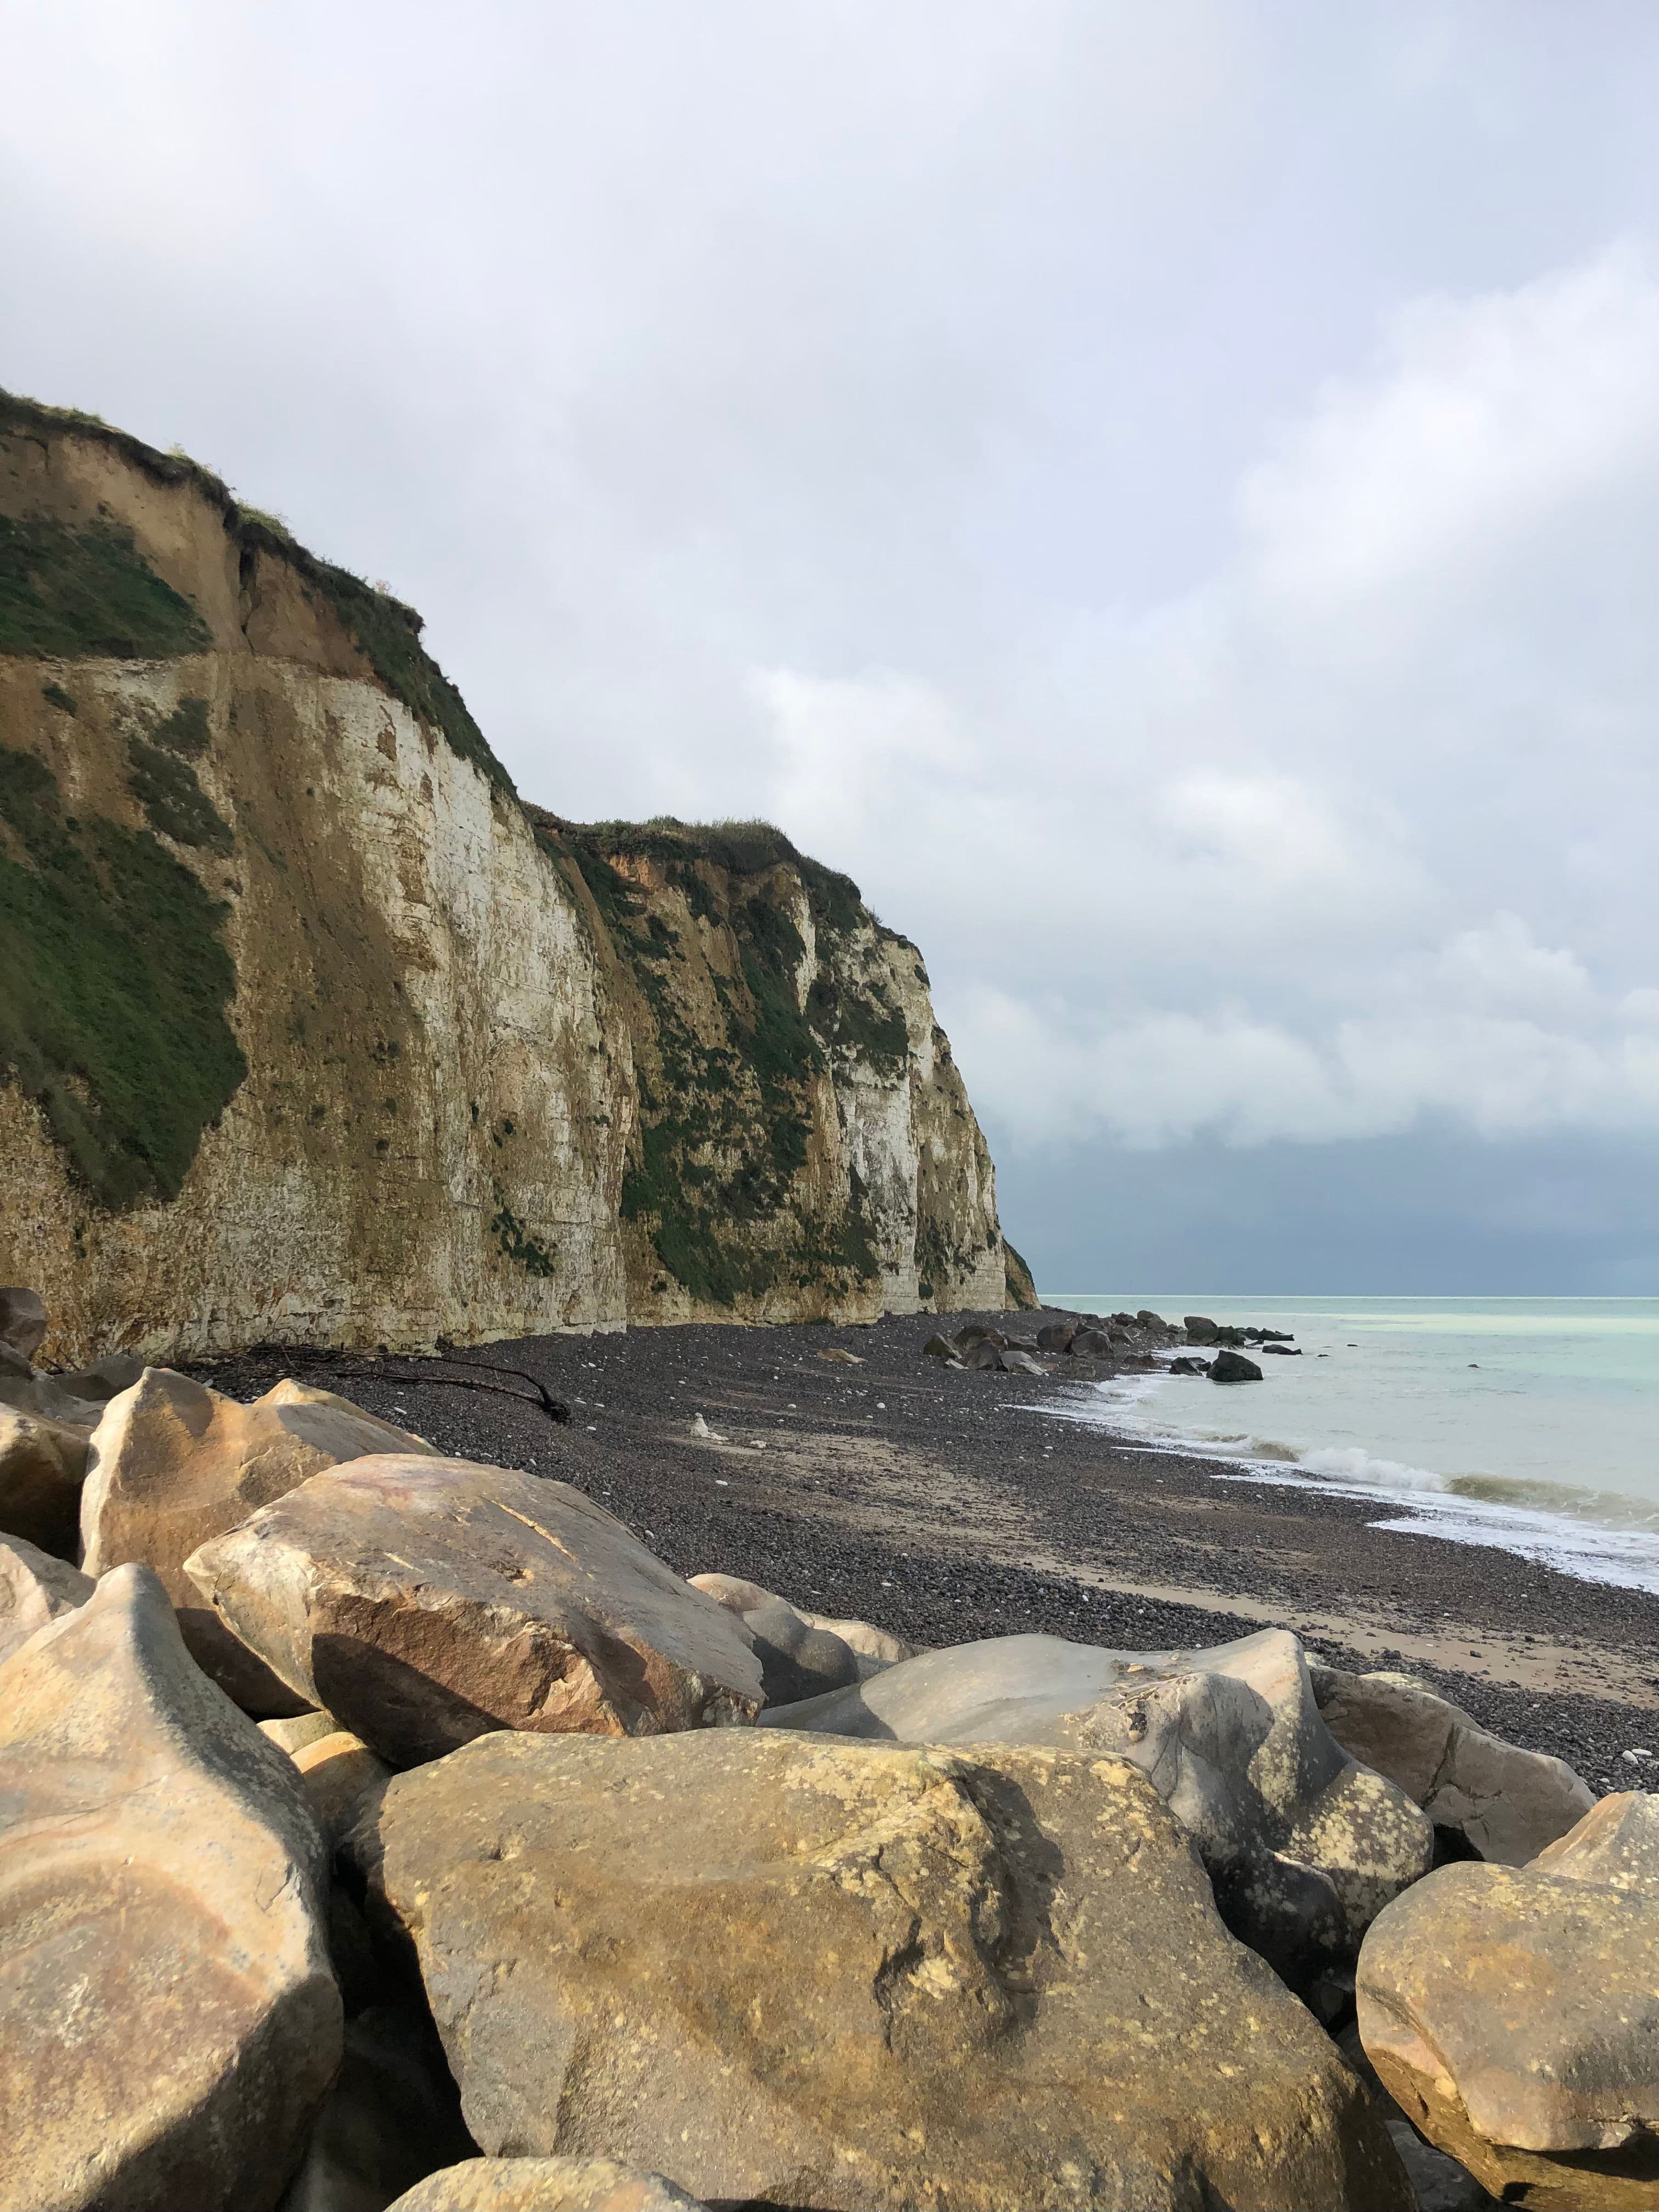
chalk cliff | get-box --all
[0,392,1026,1362]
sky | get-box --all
[4,1,1656,1292]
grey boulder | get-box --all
[762,1627,1432,1982]
[1312,1662,1594,1863]
[1209,1348,1264,1382]
[0,1532,92,1666]
[686,1571,860,1702]
[187,1456,764,1767]
[0,1562,340,2211]
[346,1728,1409,2211]
[0,1286,47,1361]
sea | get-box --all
[1032,1295,1659,1596]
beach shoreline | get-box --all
[194,1304,1659,1792]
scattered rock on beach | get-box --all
[760,1627,1431,1985]
[81,1367,439,1715]
[385,2160,708,2211]
[0,1562,341,2212]
[345,1727,1410,2211]
[0,1403,92,1557]
[921,1332,956,1357]
[186,1456,765,1765]
[0,1532,92,1665]
[1312,1662,1594,1864]
[1359,1797,1659,2208]
[1209,1347,1264,1383]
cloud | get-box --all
[1238,246,1659,624]
[1,3,1654,1277]
[742,248,1659,1157]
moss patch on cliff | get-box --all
[0,744,246,1209]
[0,512,212,660]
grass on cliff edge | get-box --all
[0,745,246,1210]
[0,385,509,789]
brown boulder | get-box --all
[82,1367,438,1713]
[0,1532,93,1666]
[0,1562,341,2211]
[187,1456,764,1767]
[386,2161,706,2211]
[1358,1810,1659,2209]
[346,1728,1409,2211]
[0,1404,92,1558]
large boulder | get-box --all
[82,1367,439,1713]
[1358,1795,1659,2209]
[1209,1348,1263,1382]
[1312,1662,1594,1863]
[0,1404,92,1558]
[345,1728,1409,2212]
[762,1628,1431,1983]
[0,1562,341,2211]
[0,1286,48,1361]
[0,1532,92,1665]
[386,2162,706,2211]
[187,1457,764,1767]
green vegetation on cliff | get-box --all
[0,745,246,1209]
[0,512,212,660]
[544,813,891,1309]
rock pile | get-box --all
[924,1308,1289,1383]
[0,1286,1640,2209]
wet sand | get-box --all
[198,1306,1659,1793]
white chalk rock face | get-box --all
[81,1367,437,1713]
[0,1532,92,1665]
[764,1628,1432,1983]
[186,1456,765,1767]
[385,2159,709,2211]
[0,1562,341,2212]
[1311,1662,1594,1865]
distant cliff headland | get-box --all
[0,390,1032,1363]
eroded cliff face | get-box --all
[0,394,1019,1362]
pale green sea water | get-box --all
[1035,1295,1659,1593]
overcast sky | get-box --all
[5,2,1656,1291]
